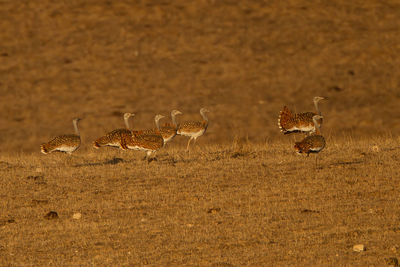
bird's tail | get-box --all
[40,143,49,154]
[278,106,294,133]
[93,136,109,149]
[294,142,301,152]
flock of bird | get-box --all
[40,108,210,161]
[40,97,327,162]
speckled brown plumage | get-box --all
[159,123,177,143]
[177,108,210,150]
[294,114,325,156]
[93,113,133,149]
[278,96,326,135]
[93,128,132,149]
[156,109,183,145]
[278,106,321,134]
[140,114,165,137]
[294,135,325,156]
[118,114,165,159]
[120,130,164,160]
[40,118,81,154]
[41,134,81,154]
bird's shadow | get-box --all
[73,157,124,167]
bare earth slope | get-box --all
[1,0,400,152]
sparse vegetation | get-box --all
[1,138,400,265]
[1,0,400,265]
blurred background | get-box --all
[1,0,399,153]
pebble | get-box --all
[72,212,82,220]
[353,244,365,252]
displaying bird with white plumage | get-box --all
[278,96,327,135]
[40,118,82,155]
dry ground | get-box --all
[1,0,400,266]
[0,138,400,266]
[0,0,400,153]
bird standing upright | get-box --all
[177,108,210,151]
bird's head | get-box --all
[171,110,183,116]
[124,113,135,120]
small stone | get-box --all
[72,212,82,220]
[186,223,194,228]
[207,208,221,214]
[371,145,380,152]
[353,244,365,252]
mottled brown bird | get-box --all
[294,115,325,156]
[93,113,133,149]
[142,114,165,136]
[177,108,210,151]
[120,115,165,161]
[159,110,182,145]
[278,96,326,135]
[40,118,82,155]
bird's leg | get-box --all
[186,137,193,151]
[147,151,157,163]
[147,151,152,162]
[142,151,151,161]
[192,137,198,151]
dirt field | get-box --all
[1,139,400,266]
[1,0,400,266]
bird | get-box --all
[159,110,183,145]
[93,113,134,149]
[40,118,82,155]
[278,96,327,135]
[120,114,165,162]
[294,115,325,156]
[142,114,165,136]
[177,108,210,151]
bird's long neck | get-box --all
[73,120,80,136]
[313,117,321,135]
[200,110,209,126]
[155,117,161,130]
[124,116,131,129]
[314,99,321,115]
[171,113,178,128]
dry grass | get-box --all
[1,137,400,266]
[1,0,400,265]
